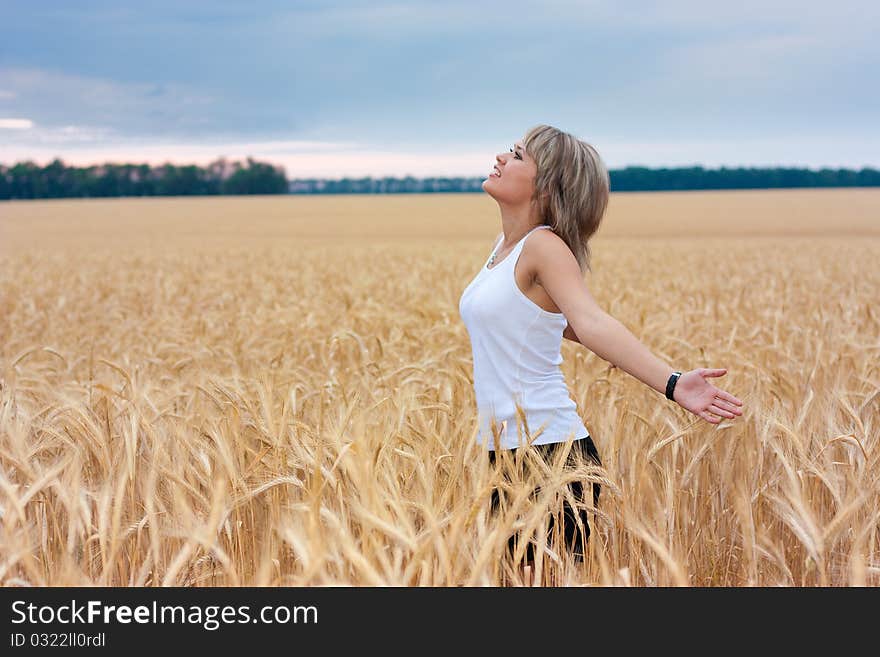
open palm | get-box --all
[673,368,744,424]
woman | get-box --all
[458,124,744,573]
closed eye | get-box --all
[509,147,522,160]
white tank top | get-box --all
[458,225,590,450]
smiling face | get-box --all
[481,137,540,206]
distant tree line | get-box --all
[0,157,287,199]
[1,159,878,200]
[608,165,880,191]
[290,166,880,194]
[288,176,486,194]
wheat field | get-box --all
[1,188,879,586]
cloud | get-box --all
[4,123,118,144]
[0,131,496,176]
[3,131,878,175]
[595,134,880,170]
[0,117,33,129]
[1,2,878,169]
[0,66,224,138]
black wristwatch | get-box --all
[665,371,682,401]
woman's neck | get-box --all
[497,202,544,248]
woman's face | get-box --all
[482,137,539,205]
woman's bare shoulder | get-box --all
[522,227,578,276]
[525,226,572,258]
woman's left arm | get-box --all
[535,234,743,424]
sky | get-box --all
[1,0,878,178]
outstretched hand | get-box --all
[673,368,744,424]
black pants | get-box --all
[488,435,602,562]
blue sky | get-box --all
[1,1,877,177]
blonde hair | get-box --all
[523,124,610,274]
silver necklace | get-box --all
[488,226,543,268]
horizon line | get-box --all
[2,157,877,178]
